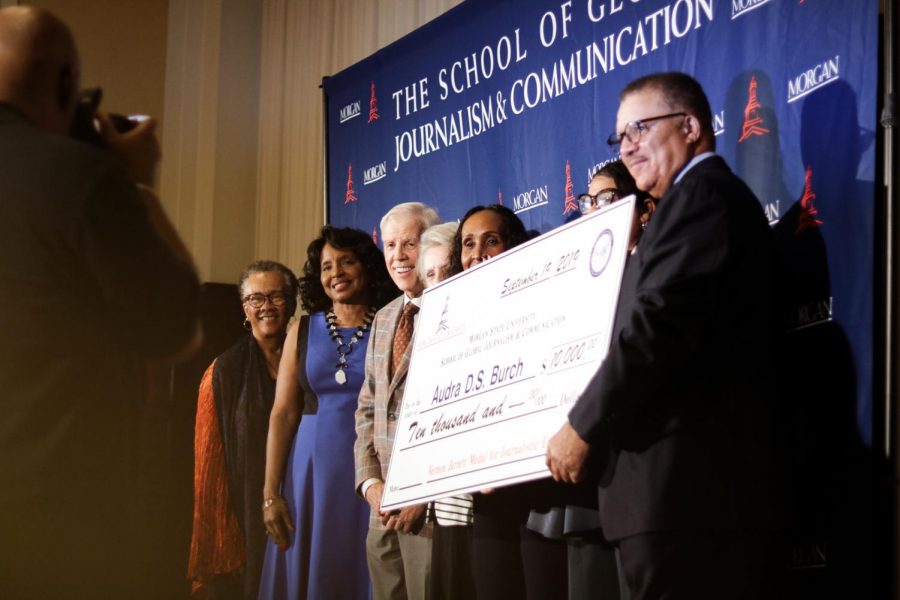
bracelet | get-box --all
[263,496,276,510]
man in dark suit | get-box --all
[547,72,781,599]
[0,7,200,598]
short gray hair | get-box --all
[380,202,441,236]
[238,260,298,303]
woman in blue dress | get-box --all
[258,226,398,599]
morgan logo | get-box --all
[764,200,781,225]
[788,56,840,104]
[339,101,361,124]
[368,81,380,123]
[562,161,578,216]
[795,166,823,234]
[712,110,725,137]
[363,162,387,186]
[435,296,450,335]
[731,0,773,20]
[513,186,549,214]
[344,164,357,204]
[589,230,614,278]
[738,75,770,143]
[415,294,465,351]
[585,158,617,186]
[787,297,832,332]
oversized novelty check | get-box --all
[381,197,635,510]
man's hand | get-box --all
[97,112,161,186]
[364,481,385,513]
[382,504,427,535]
[546,420,591,483]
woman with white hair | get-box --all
[415,220,479,599]
[416,221,458,288]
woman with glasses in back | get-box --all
[189,260,299,600]
[578,159,655,252]
[531,159,655,600]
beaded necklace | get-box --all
[326,308,375,384]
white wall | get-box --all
[20,0,462,284]
[28,0,168,124]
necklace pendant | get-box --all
[326,309,373,388]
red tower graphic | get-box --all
[372,227,378,246]
[367,81,380,123]
[795,165,823,234]
[498,188,503,206]
[345,164,357,204]
[562,161,578,215]
[738,75,770,143]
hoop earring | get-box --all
[243,318,252,331]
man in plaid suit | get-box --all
[355,202,441,600]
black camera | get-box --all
[70,87,140,146]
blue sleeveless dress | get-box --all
[257,313,372,599]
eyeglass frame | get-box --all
[607,112,687,147]
[242,291,290,308]
[576,188,620,214]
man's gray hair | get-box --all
[380,202,441,234]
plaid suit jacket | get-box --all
[354,295,431,534]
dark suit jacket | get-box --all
[569,155,781,541]
[0,103,199,595]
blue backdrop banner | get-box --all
[323,0,879,447]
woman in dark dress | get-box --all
[189,260,298,600]
[258,226,397,599]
